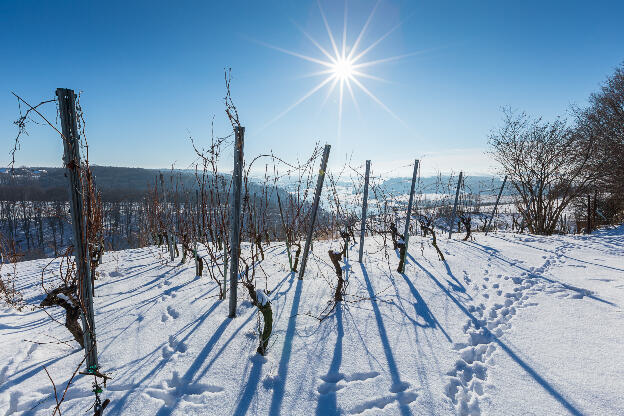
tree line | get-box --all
[489,62,624,235]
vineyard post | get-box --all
[169,175,176,261]
[223,244,228,299]
[586,194,591,234]
[195,189,200,276]
[485,175,507,235]
[276,192,293,270]
[56,88,98,370]
[299,144,331,279]
[228,126,244,318]
[448,171,463,239]
[593,190,598,230]
[399,159,419,273]
[159,173,173,258]
[358,160,371,263]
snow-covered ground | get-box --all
[1,226,623,415]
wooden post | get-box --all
[398,160,419,273]
[448,171,463,239]
[299,144,331,279]
[56,88,98,370]
[159,173,174,259]
[276,192,293,270]
[586,194,591,234]
[228,126,244,318]
[223,243,228,299]
[485,175,507,235]
[169,175,176,262]
[593,190,598,230]
[195,189,200,276]
[358,160,371,263]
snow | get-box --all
[1,226,624,415]
[255,290,269,307]
[56,293,73,306]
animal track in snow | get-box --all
[162,306,180,322]
[143,371,223,408]
[317,371,380,394]
[349,389,418,415]
[162,335,188,359]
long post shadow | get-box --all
[360,264,412,416]
[154,317,232,415]
[399,273,452,342]
[108,300,222,414]
[233,357,266,416]
[315,303,344,415]
[268,278,303,415]
[410,256,585,416]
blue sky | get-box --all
[1,0,622,176]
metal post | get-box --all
[299,144,331,279]
[399,160,419,273]
[448,171,463,239]
[358,160,371,263]
[228,126,244,317]
[56,88,98,370]
[485,175,507,235]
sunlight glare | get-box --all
[258,0,411,134]
[332,57,355,80]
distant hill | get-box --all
[0,166,286,202]
[379,175,515,196]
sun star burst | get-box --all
[258,1,411,137]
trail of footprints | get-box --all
[444,253,558,415]
[0,343,39,414]
[158,277,181,322]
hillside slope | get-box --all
[1,227,623,415]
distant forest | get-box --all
[0,166,208,202]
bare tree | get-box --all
[574,63,624,222]
[489,109,598,235]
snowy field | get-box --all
[1,226,624,415]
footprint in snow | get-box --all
[317,371,380,394]
[162,335,188,359]
[162,306,180,321]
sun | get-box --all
[332,57,355,81]
[257,1,415,137]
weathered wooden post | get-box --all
[358,160,371,263]
[398,160,419,273]
[299,144,331,279]
[485,175,507,235]
[159,173,175,260]
[448,171,463,239]
[223,244,228,299]
[194,189,201,276]
[56,88,98,370]
[593,190,598,230]
[228,126,244,318]
[276,192,293,270]
[169,175,176,262]
[586,193,591,234]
